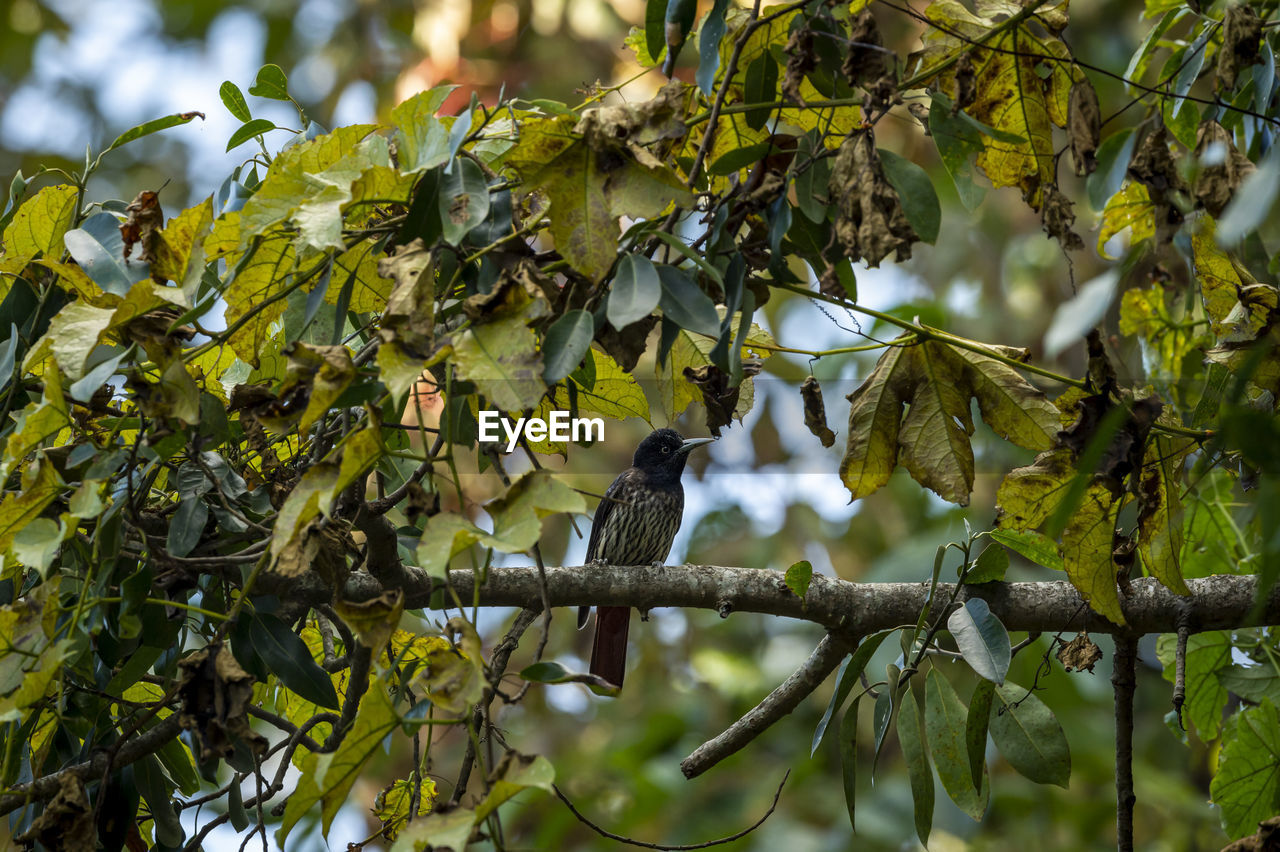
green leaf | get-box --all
[1218,146,1280,244]
[248,63,290,100]
[1087,129,1136,211]
[390,808,476,852]
[166,496,207,558]
[966,679,995,789]
[947,599,1011,683]
[929,92,986,211]
[219,81,252,122]
[1043,269,1120,358]
[105,111,205,154]
[1172,25,1211,118]
[1217,665,1280,706]
[879,149,941,243]
[225,118,278,153]
[1211,699,1280,840]
[989,528,1063,571]
[63,212,150,296]
[784,560,813,602]
[925,668,988,820]
[696,0,730,96]
[438,156,490,245]
[519,661,620,696]
[542,310,595,384]
[743,54,779,131]
[247,613,341,710]
[839,694,862,832]
[812,629,893,756]
[390,86,457,173]
[656,264,721,337]
[989,682,1071,787]
[899,680,935,846]
[967,541,1008,583]
[645,0,666,63]
[607,254,662,330]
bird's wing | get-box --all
[585,469,633,562]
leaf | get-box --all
[474,752,555,822]
[811,629,893,756]
[219,81,251,122]
[248,63,290,100]
[518,662,620,696]
[542,310,595,383]
[1060,483,1125,625]
[166,497,207,558]
[390,807,476,852]
[925,668,988,820]
[928,92,987,210]
[917,0,1073,210]
[484,470,586,552]
[878,149,941,243]
[695,0,730,95]
[1193,218,1269,341]
[1211,699,1280,840]
[1087,129,1137,211]
[948,599,1011,684]
[743,54,779,131]
[656,264,720,336]
[438,157,490,245]
[1043,270,1120,358]
[105,111,205,154]
[2,184,78,260]
[966,678,995,789]
[1217,146,1280,244]
[63,212,150,296]
[1217,665,1280,706]
[989,528,1064,572]
[278,684,398,843]
[989,682,1071,787]
[1096,181,1155,258]
[1137,434,1191,595]
[967,541,1008,583]
[1157,631,1231,740]
[219,230,296,363]
[608,254,662,330]
[838,695,862,832]
[248,613,340,710]
[225,118,278,152]
[374,778,437,841]
[451,315,546,411]
[898,680,934,846]
[390,86,457,173]
[784,560,813,602]
[841,336,1058,506]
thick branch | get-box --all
[372,566,1280,634]
[680,633,856,779]
[0,715,183,816]
[1113,635,1138,852]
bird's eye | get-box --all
[662,446,671,453]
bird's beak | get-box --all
[677,437,714,456]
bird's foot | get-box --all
[649,560,665,569]
[639,608,651,622]
[588,557,608,568]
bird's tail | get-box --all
[589,606,630,690]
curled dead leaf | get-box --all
[1193,120,1256,218]
[782,27,815,106]
[844,11,891,88]
[178,644,267,761]
[16,776,94,852]
[1068,79,1101,176]
[1041,185,1084,251]
[1057,633,1102,673]
[1217,3,1262,91]
[952,54,976,114]
[120,190,164,264]
[683,359,763,437]
[801,375,836,447]
[829,129,917,267]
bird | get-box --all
[578,428,713,691]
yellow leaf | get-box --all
[2,184,78,259]
[451,315,546,411]
[1061,483,1125,625]
[1137,434,1192,595]
[1097,182,1155,258]
[223,232,297,364]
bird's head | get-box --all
[632,428,713,482]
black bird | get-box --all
[579,428,712,690]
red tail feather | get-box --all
[589,606,631,690]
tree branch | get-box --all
[680,633,857,779]
[0,715,183,817]
[1112,635,1138,852]
[360,566,1280,635]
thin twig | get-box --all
[553,770,790,851]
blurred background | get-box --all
[1,0,1229,849]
